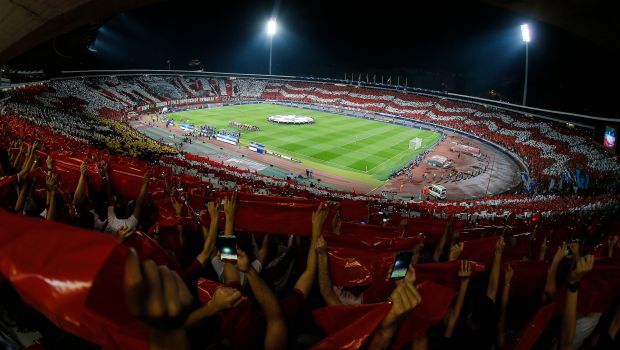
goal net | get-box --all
[409,138,423,150]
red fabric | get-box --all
[391,281,458,349]
[312,303,392,350]
[507,302,556,350]
[577,257,620,313]
[122,231,181,272]
[340,222,399,237]
[312,281,457,350]
[325,244,391,287]
[403,217,465,242]
[504,260,548,301]
[461,236,500,266]
[326,232,423,251]
[233,193,321,236]
[414,260,486,290]
[0,210,148,350]
[339,200,368,222]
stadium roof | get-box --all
[480,0,620,56]
[0,0,618,65]
[0,0,157,63]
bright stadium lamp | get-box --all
[521,24,531,105]
[267,19,277,36]
[267,19,277,75]
[520,24,530,43]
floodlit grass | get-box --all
[168,103,441,185]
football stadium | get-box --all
[0,1,619,350]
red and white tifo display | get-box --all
[268,114,315,124]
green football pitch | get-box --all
[167,104,441,186]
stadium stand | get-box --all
[1,75,619,350]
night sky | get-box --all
[15,0,620,117]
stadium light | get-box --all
[521,24,531,105]
[267,19,277,36]
[267,19,277,75]
[520,24,530,43]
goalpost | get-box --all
[409,137,422,150]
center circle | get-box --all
[268,115,315,124]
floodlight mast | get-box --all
[267,19,277,75]
[521,24,530,105]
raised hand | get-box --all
[404,264,416,285]
[208,287,243,312]
[495,236,506,254]
[569,242,580,259]
[235,248,250,273]
[312,202,329,232]
[46,155,54,170]
[124,250,193,330]
[117,226,136,242]
[383,279,422,329]
[448,242,464,261]
[80,161,88,176]
[207,201,220,221]
[143,171,151,184]
[539,235,549,261]
[412,242,425,255]
[171,197,183,215]
[100,160,109,176]
[224,192,238,218]
[553,243,567,265]
[458,260,472,279]
[569,255,594,284]
[315,235,327,254]
[46,173,59,190]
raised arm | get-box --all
[560,255,594,350]
[124,249,193,350]
[185,286,241,328]
[433,219,453,262]
[543,243,566,302]
[237,249,287,350]
[197,201,220,265]
[448,242,464,262]
[444,260,472,338]
[222,193,240,285]
[16,143,38,181]
[11,141,24,169]
[171,197,185,247]
[411,242,425,265]
[539,234,549,262]
[486,236,506,304]
[607,235,618,258]
[293,202,328,299]
[367,266,421,350]
[315,235,341,306]
[73,161,88,208]
[331,206,342,235]
[497,264,514,349]
[132,172,150,220]
[45,173,59,221]
[101,161,115,207]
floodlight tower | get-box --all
[267,19,277,75]
[521,24,531,106]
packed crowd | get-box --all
[1,79,620,348]
[256,82,620,192]
[1,134,619,349]
[18,75,618,193]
